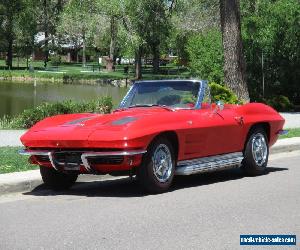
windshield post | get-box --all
[119,85,135,108]
[194,80,208,110]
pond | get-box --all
[0,81,128,118]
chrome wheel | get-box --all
[152,144,173,183]
[251,133,268,167]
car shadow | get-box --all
[24,167,288,198]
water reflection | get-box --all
[0,81,128,117]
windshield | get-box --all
[120,81,200,109]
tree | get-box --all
[58,0,101,67]
[15,0,38,69]
[219,0,250,102]
[187,29,224,83]
[125,0,173,75]
[95,0,124,71]
[0,0,23,69]
[174,0,219,32]
[241,0,300,105]
[170,0,220,68]
[36,0,67,68]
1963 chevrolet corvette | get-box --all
[19,80,286,193]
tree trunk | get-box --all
[219,0,250,103]
[82,32,86,67]
[76,50,79,63]
[44,31,49,68]
[152,45,160,74]
[135,46,142,80]
[26,55,29,69]
[43,0,49,68]
[107,16,117,72]
[6,36,13,70]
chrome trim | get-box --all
[19,149,49,156]
[118,79,206,110]
[48,152,59,171]
[175,152,243,175]
[251,133,268,167]
[18,149,59,171]
[19,149,147,173]
[195,80,208,110]
[152,144,173,183]
[81,150,147,172]
[119,85,134,108]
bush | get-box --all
[49,55,61,66]
[0,70,12,79]
[209,82,239,104]
[264,95,294,112]
[0,97,113,129]
[180,82,239,105]
[0,115,14,129]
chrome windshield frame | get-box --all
[118,79,208,110]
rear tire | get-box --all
[242,127,269,176]
[40,166,78,190]
[137,137,175,193]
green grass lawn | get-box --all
[279,128,300,139]
[0,59,191,81]
[0,147,38,174]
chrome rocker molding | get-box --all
[175,152,244,176]
[19,149,147,173]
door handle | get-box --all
[234,116,244,125]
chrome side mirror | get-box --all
[213,100,224,113]
[216,100,224,111]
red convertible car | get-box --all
[20,80,286,193]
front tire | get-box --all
[137,137,175,193]
[40,166,78,190]
[242,127,269,176]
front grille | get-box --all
[88,156,124,165]
[35,155,50,162]
[32,151,124,166]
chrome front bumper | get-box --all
[19,149,147,172]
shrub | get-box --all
[0,115,14,129]
[0,70,12,79]
[264,95,294,112]
[209,82,239,104]
[49,55,61,66]
[2,97,113,129]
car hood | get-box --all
[20,107,178,148]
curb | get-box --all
[270,137,300,154]
[0,139,299,196]
[0,172,119,196]
[0,170,42,195]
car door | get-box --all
[202,107,245,155]
[182,107,245,159]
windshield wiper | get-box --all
[127,104,174,111]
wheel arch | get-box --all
[244,122,270,150]
[150,131,179,162]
